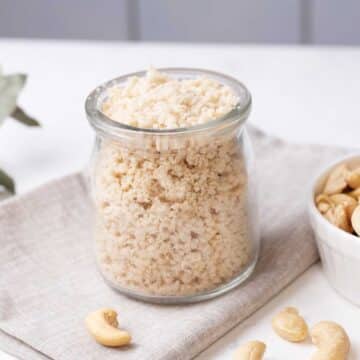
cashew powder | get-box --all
[94,69,252,296]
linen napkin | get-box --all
[0,127,350,360]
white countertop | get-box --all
[0,39,359,359]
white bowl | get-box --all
[308,154,360,306]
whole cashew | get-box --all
[316,193,357,220]
[348,187,360,200]
[351,205,360,236]
[85,308,131,347]
[272,307,308,342]
[346,167,360,189]
[324,204,352,233]
[315,194,332,214]
[310,321,350,360]
[323,164,349,195]
[233,340,266,360]
[329,194,358,218]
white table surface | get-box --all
[0,39,359,359]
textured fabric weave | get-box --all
[0,127,349,360]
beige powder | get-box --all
[94,69,252,296]
[102,68,238,129]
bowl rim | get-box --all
[308,152,360,251]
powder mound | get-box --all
[102,68,239,129]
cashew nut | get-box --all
[310,321,350,360]
[316,194,331,204]
[324,204,352,233]
[317,202,331,214]
[315,194,332,214]
[85,308,131,347]
[348,187,360,201]
[272,307,308,342]
[233,340,266,360]
[323,164,349,195]
[346,167,360,189]
[329,194,357,218]
[316,194,357,218]
[351,204,360,236]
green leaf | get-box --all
[0,168,15,194]
[0,72,27,124]
[11,106,40,126]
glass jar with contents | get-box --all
[85,68,259,303]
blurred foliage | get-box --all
[0,168,15,194]
[0,67,40,194]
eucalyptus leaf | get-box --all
[0,168,15,194]
[0,71,27,125]
[11,106,40,126]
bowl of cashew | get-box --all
[309,153,360,306]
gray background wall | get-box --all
[0,0,359,44]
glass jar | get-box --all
[85,68,259,304]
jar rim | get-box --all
[85,67,251,137]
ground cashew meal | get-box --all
[94,68,252,296]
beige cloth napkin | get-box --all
[0,127,350,360]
